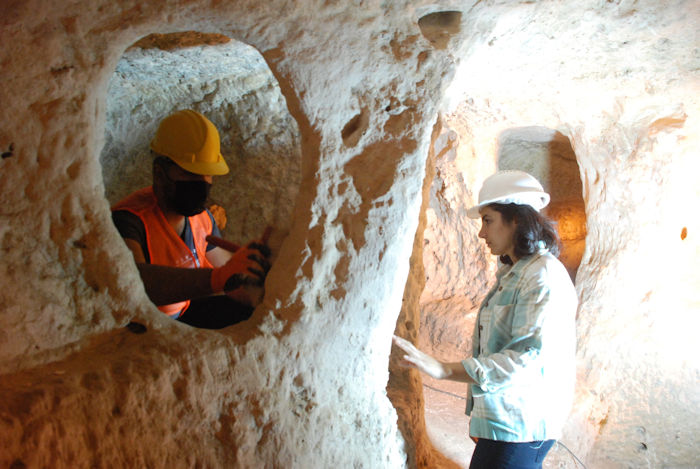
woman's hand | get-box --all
[392,335,450,379]
[392,335,474,383]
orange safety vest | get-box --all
[112,187,214,317]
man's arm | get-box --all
[205,246,233,268]
[123,237,215,306]
[123,236,266,306]
[135,263,214,306]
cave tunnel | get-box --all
[497,126,586,281]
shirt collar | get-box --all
[496,247,549,280]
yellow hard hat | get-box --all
[150,109,230,176]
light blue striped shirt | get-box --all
[462,249,577,442]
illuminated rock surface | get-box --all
[0,1,698,468]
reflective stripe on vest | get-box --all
[112,186,213,317]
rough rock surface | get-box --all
[418,2,700,467]
[0,1,698,468]
[101,37,301,244]
[0,1,454,467]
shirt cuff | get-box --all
[462,358,486,391]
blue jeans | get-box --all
[469,439,555,469]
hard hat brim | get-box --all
[467,192,550,218]
[172,155,230,176]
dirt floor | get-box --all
[422,376,474,468]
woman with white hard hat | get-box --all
[394,170,577,469]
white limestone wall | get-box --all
[421,1,700,467]
[0,0,459,467]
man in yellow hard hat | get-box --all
[112,109,269,329]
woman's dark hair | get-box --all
[488,203,561,265]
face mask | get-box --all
[166,180,212,217]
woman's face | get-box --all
[478,206,517,260]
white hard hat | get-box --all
[467,170,550,219]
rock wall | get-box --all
[497,126,585,280]
[0,0,698,468]
[420,1,700,467]
[101,37,301,244]
[0,0,457,467]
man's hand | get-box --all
[210,243,270,294]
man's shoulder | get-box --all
[112,208,143,224]
[112,209,149,263]
[112,186,155,211]
[112,209,146,235]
